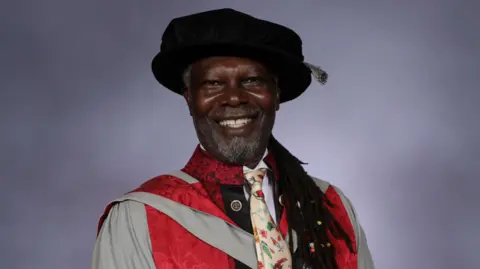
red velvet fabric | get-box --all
[97,146,357,268]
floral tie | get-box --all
[245,169,292,269]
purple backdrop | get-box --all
[1,1,479,268]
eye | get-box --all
[242,77,264,86]
[203,80,222,86]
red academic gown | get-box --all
[98,146,358,268]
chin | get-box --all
[216,135,266,164]
[195,117,269,163]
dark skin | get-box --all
[184,56,280,168]
[184,58,347,269]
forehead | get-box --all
[191,56,271,74]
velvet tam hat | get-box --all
[151,8,327,103]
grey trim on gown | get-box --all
[91,171,375,269]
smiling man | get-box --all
[91,8,374,269]
[187,56,278,168]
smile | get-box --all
[218,118,253,128]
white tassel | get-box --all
[304,62,328,85]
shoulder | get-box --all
[95,201,151,256]
[93,199,156,269]
[97,196,149,236]
[309,174,360,237]
[309,175,332,193]
[99,200,148,232]
[309,174,375,268]
[134,173,190,194]
[309,175,353,209]
[97,173,182,233]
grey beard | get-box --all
[212,133,260,164]
[195,119,261,165]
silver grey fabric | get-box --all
[168,170,198,183]
[91,171,374,269]
[311,175,331,193]
[332,185,375,269]
[91,201,156,269]
[166,171,373,268]
[110,191,259,268]
[311,176,374,268]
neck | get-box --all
[182,145,280,185]
[244,156,263,170]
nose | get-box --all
[221,83,249,107]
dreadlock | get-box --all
[268,135,353,269]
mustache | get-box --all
[209,106,261,118]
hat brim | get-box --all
[151,43,312,103]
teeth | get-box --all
[218,118,252,128]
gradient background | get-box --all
[1,1,479,268]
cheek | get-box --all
[253,90,277,111]
[191,94,213,116]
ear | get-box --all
[183,88,193,116]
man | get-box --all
[91,8,374,269]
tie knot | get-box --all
[244,168,267,189]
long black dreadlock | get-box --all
[268,135,354,269]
